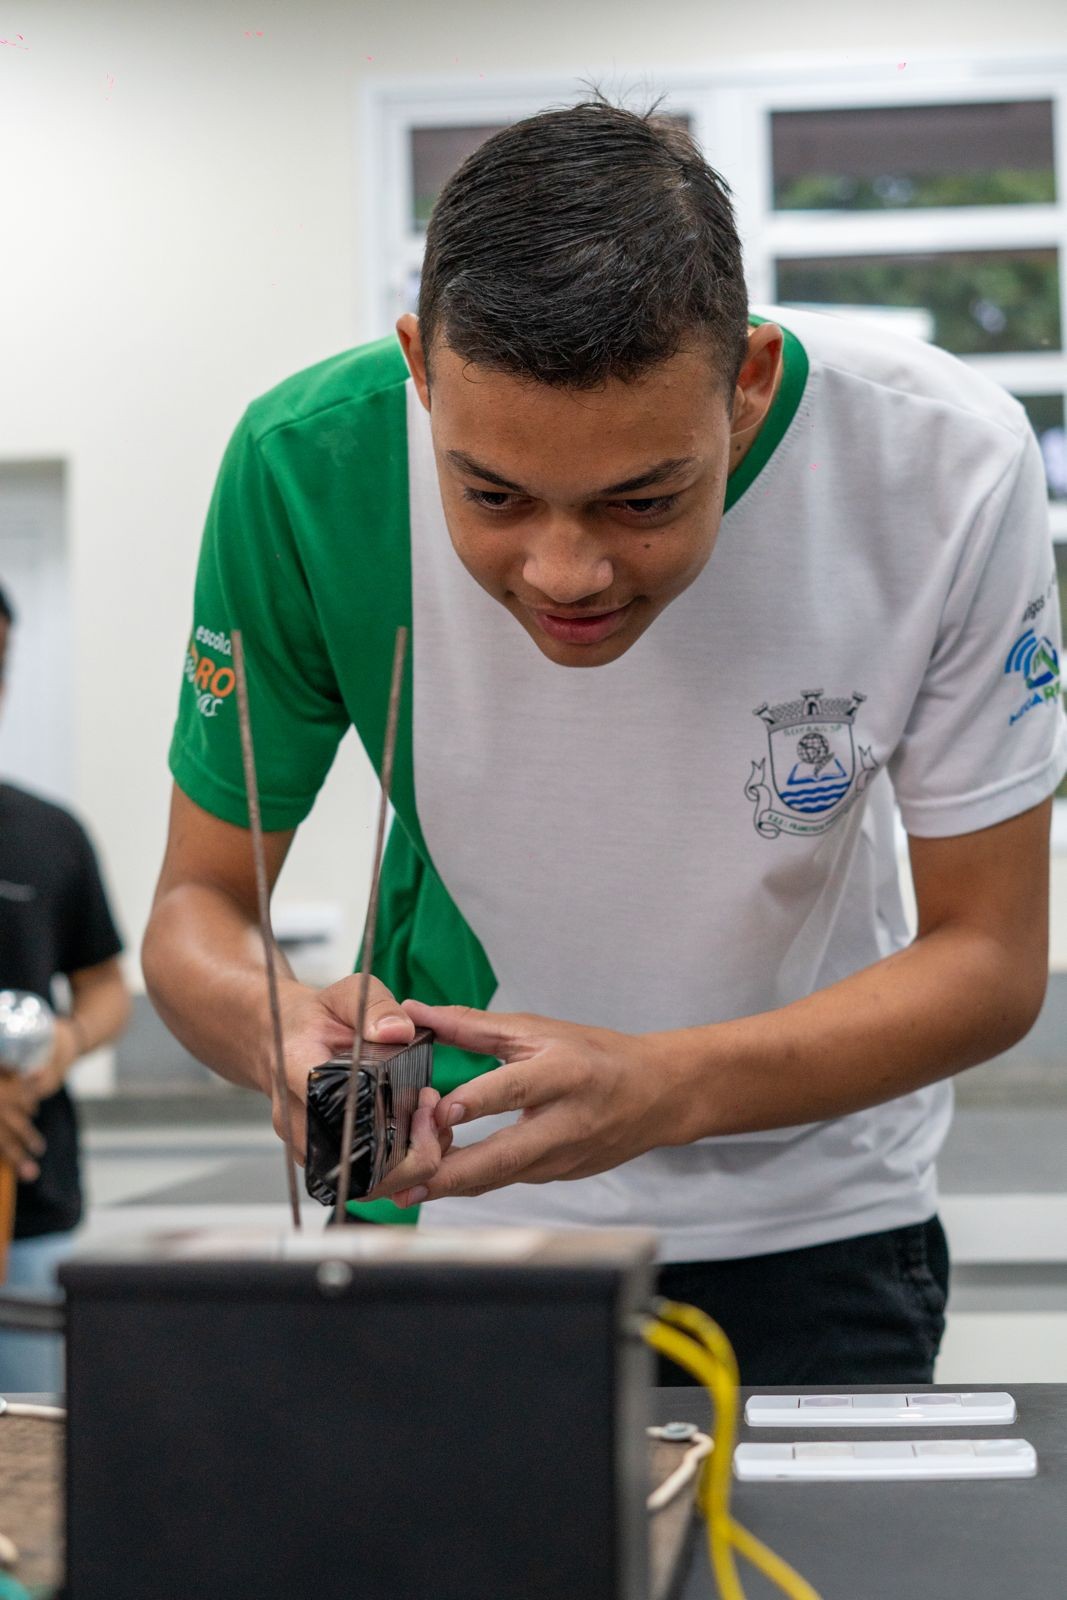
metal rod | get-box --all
[334,625,408,1218]
[232,628,302,1230]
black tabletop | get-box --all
[654,1384,1067,1600]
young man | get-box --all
[0,583,130,1391]
[144,99,1066,1384]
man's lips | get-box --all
[529,602,633,645]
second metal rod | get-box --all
[334,625,409,1218]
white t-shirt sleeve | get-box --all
[889,423,1067,837]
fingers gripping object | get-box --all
[304,1029,435,1206]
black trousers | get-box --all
[337,1207,950,1388]
[655,1216,950,1387]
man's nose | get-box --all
[522,519,614,604]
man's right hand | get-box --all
[271,973,416,1162]
[0,1073,46,1182]
[143,787,452,1202]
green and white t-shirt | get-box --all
[170,306,1067,1261]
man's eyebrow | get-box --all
[444,450,698,498]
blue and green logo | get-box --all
[1005,628,1061,726]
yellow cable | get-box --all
[649,1303,822,1600]
[643,1301,823,1600]
[643,1318,746,1600]
[655,1304,823,1600]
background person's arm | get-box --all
[24,957,132,1107]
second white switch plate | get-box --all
[734,1438,1037,1482]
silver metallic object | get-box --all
[0,990,56,1073]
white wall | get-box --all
[4,0,1067,986]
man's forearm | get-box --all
[142,884,304,1093]
[662,923,1044,1143]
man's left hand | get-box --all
[391,1000,693,1206]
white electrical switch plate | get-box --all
[734,1438,1037,1482]
[744,1392,1017,1427]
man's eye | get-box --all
[461,489,679,517]
[614,495,678,517]
[462,488,519,511]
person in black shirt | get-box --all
[0,581,130,1391]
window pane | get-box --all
[772,101,1056,211]
[776,249,1061,355]
[410,113,693,231]
[411,125,509,230]
[1019,395,1067,502]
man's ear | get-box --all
[396,314,431,412]
[730,323,784,436]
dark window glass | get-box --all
[410,125,509,230]
[1019,395,1067,503]
[776,249,1061,355]
[410,113,693,230]
[772,100,1056,211]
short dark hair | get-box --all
[418,91,749,395]
[0,583,13,628]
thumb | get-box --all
[321,973,414,1044]
[364,980,416,1043]
[400,1000,525,1061]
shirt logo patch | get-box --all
[1005,628,1061,726]
[746,689,879,840]
[184,629,237,719]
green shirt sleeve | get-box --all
[168,409,350,830]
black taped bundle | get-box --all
[304,1028,434,1206]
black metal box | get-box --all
[60,1227,654,1600]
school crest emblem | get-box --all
[746,689,879,839]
